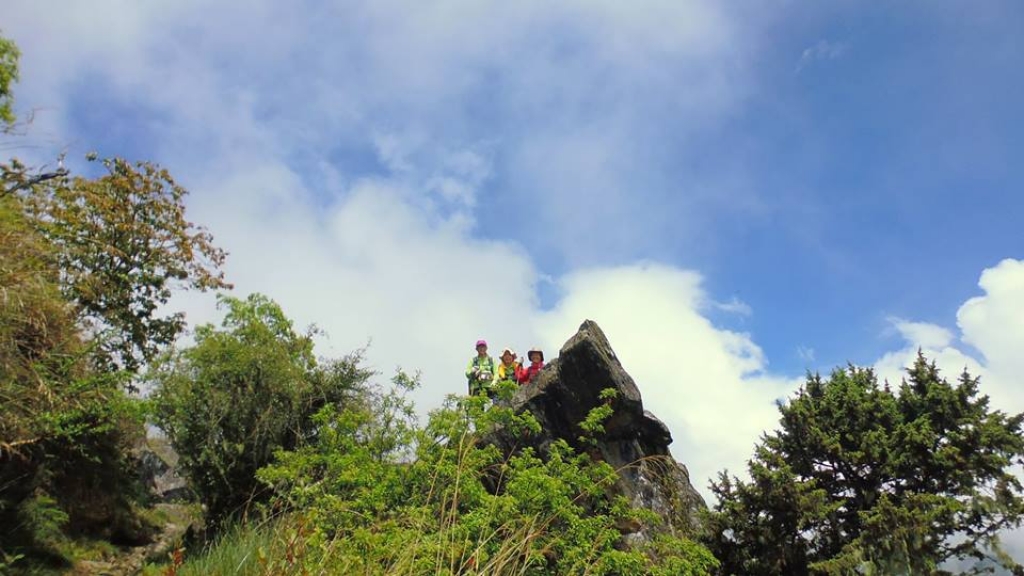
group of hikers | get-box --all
[465,339,545,397]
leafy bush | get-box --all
[1,35,231,562]
[252,377,718,575]
[149,293,371,526]
[0,193,151,567]
[139,516,286,576]
[2,35,232,564]
[0,32,18,128]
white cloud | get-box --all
[714,296,753,317]
[889,317,955,349]
[3,0,764,264]
[796,39,848,72]
[175,166,798,497]
[796,345,816,363]
[371,132,492,209]
[958,259,1024,381]
[874,323,984,389]
[174,165,541,416]
[2,2,789,501]
[875,260,1024,413]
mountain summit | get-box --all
[488,320,705,542]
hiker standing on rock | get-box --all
[466,339,496,397]
[494,348,523,389]
[518,347,544,384]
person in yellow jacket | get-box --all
[466,339,496,397]
[494,348,524,388]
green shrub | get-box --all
[253,378,718,575]
[148,293,371,527]
[0,194,150,566]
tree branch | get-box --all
[1,167,68,197]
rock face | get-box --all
[492,320,705,540]
[136,436,190,502]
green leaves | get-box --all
[255,385,717,574]
[0,34,225,566]
[573,388,619,449]
[149,293,370,526]
[23,156,230,375]
[17,494,68,546]
[0,189,147,562]
[705,354,1024,575]
[0,32,18,128]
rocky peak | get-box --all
[491,320,705,540]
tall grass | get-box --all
[152,511,555,576]
[142,519,280,576]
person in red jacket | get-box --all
[518,347,544,384]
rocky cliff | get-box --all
[487,320,705,542]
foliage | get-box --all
[0,184,151,568]
[704,354,1024,575]
[249,380,718,575]
[0,31,18,128]
[0,35,229,565]
[20,156,230,375]
[139,517,283,576]
[149,294,371,526]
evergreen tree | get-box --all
[705,354,1024,575]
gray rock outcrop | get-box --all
[136,436,190,502]
[488,320,705,541]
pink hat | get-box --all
[475,339,487,348]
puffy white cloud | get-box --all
[3,0,762,264]
[890,318,955,349]
[875,259,1024,414]
[172,165,541,417]
[874,316,983,391]
[3,2,791,501]
[171,227,802,501]
[958,259,1024,383]
[174,165,798,498]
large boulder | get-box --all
[136,436,190,502]
[490,320,705,541]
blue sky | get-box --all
[44,1,1024,374]
[707,3,1024,370]
[5,2,1024,535]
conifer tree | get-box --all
[705,354,1024,575]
